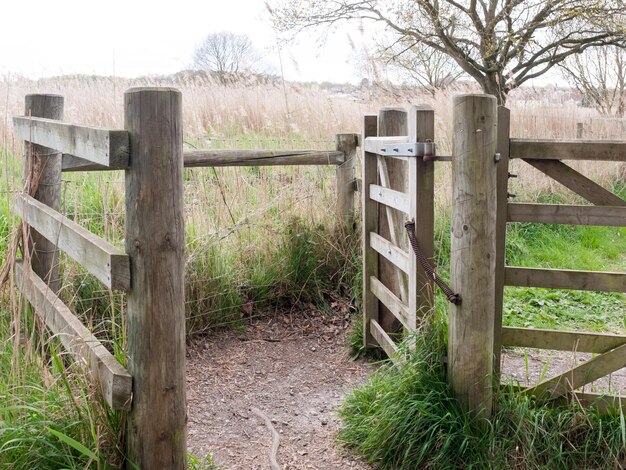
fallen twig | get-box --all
[251,406,281,470]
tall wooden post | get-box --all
[362,114,379,346]
[335,133,358,227]
[377,108,408,333]
[408,106,435,321]
[448,94,498,420]
[124,88,187,468]
[493,107,511,376]
[24,94,64,293]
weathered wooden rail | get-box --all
[12,90,359,469]
[362,95,626,419]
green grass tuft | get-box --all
[339,315,626,469]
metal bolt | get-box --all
[393,148,399,152]
[508,172,518,178]
[494,152,501,162]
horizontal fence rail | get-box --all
[15,261,132,410]
[510,139,626,161]
[501,326,626,353]
[61,149,346,171]
[15,193,131,291]
[504,266,626,292]
[13,116,129,168]
[507,203,626,226]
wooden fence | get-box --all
[361,94,626,419]
[11,89,358,469]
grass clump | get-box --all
[339,315,626,469]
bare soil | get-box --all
[186,310,626,469]
[186,310,373,470]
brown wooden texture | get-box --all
[504,267,625,292]
[528,343,626,398]
[523,159,625,206]
[501,326,626,353]
[24,94,64,293]
[377,108,407,333]
[408,106,435,321]
[335,134,358,226]
[369,276,411,330]
[370,319,402,365]
[368,184,410,214]
[362,114,379,347]
[124,88,187,469]
[369,232,411,274]
[507,203,626,226]
[183,149,345,167]
[15,261,132,410]
[510,139,626,161]
[15,194,130,291]
[493,106,510,376]
[449,94,498,420]
[13,116,129,168]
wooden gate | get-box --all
[362,96,626,416]
[361,106,436,359]
[494,114,626,411]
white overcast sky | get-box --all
[0,0,365,82]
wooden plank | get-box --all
[182,149,344,167]
[15,260,132,410]
[24,94,64,294]
[369,232,410,274]
[124,88,186,468]
[505,267,625,292]
[494,106,511,376]
[62,154,118,172]
[407,105,435,330]
[376,155,408,304]
[369,184,411,215]
[335,134,358,225]
[362,135,409,155]
[507,203,626,226]
[370,319,401,365]
[523,159,625,206]
[511,139,626,162]
[377,108,408,333]
[448,94,498,420]
[501,326,626,353]
[370,276,411,329]
[15,193,130,291]
[13,116,129,168]
[362,114,379,347]
[528,343,626,398]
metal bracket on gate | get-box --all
[375,141,436,158]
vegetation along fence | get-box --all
[362,94,626,420]
[11,88,358,469]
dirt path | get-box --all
[186,310,373,469]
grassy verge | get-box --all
[340,314,626,469]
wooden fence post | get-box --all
[335,133,358,227]
[448,94,498,420]
[24,94,64,293]
[377,108,408,333]
[493,106,511,376]
[408,106,435,320]
[124,87,186,468]
[362,114,379,346]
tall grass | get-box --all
[340,314,626,469]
